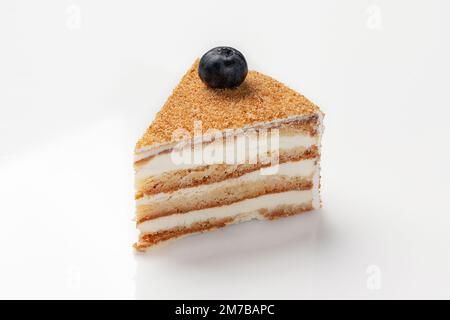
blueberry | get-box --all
[198,47,248,89]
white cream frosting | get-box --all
[134,114,320,161]
[312,112,324,209]
[138,190,314,234]
[136,159,317,206]
[136,134,318,179]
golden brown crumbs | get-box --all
[136,60,321,149]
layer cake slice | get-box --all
[134,50,323,251]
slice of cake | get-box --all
[134,47,324,251]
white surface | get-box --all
[1,0,450,299]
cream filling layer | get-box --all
[136,159,317,206]
[135,134,318,179]
[138,190,315,234]
[134,114,321,162]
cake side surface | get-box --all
[133,115,323,251]
[136,146,319,198]
[136,60,321,149]
[135,202,313,251]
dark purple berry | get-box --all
[198,47,248,89]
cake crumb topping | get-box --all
[136,60,320,149]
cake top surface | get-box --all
[136,60,320,149]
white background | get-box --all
[1,0,450,299]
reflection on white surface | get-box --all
[135,210,322,299]
[1,0,450,299]
[0,118,137,299]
